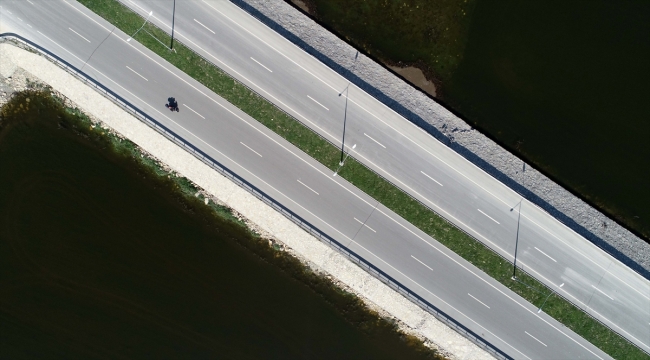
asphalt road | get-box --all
[111,0,650,354]
[0,0,638,358]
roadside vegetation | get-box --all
[73,1,647,358]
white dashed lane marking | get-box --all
[250,57,273,72]
[525,331,548,347]
[534,247,557,262]
[591,285,614,300]
[69,27,90,42]
[364,133,386,148]
[193,18,215,34]
[126,66,148,81]
[240,142,263,157]
[411,255,433,271]
[297,179,319,195]
[468,293,490,309]
[307,95,329,111]
[183,104,204,119]
[421,171,443,186]
[478,209,500,225]
[354,217,376,233]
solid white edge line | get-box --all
[117,2,650,352]
[206,0,650,310]
[468,293,490,309]
[368,205,603,359]
[193,18,215,34]
[307,95,329,111]
[250,57,273,72]
[182,104,205,119]
[39,28,358,252]
[125,65,148,81]
[477,209,500,225]
[62,0,111,32]
[420,171,443,186]
[591,285,614,301]
[38,9,632,352]
[297,179,319,195]
[68,27,91,43]
[34,25,573,359]
[364,133,386,148]
[240,142,262,157]
[534,247,557,263]
[525,331,548,347]
[411,255,433,271]
[354,217,376,233]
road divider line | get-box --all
[307,95,329,111]
[69,27,90,43]
[193,18,215,34]
[354,217,376,233]
[53,18,552,355]
[17,17,23,22]
[477,209,500,225]
[63,0,111,32]
[36,25,365,258]
[125,66,148,81]
[591,285,614,300]
[364,133,386,148]
[297,179,319,195]
[69,0,636,352]
[369,206,601,359]
[525,331,547,347]
[250,57,273,72]
[26,0,34,4]
[6,10,12,14]
[411,255,433,271]
[182,104,204,119]
[240,142,262,157]
[468,293,490,309]
[420,171,443,186]
[534,247,557,263]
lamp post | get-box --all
[337,51,359,165]
[338,85,350,165]
[170,0,177,50]
[510,199,523,279]
[127,10,153,42]
[333,144,356,177]
[538,283,564,313]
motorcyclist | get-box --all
[166,97,179,112]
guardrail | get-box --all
[1,32,515,359]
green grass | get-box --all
[72,1,648,358]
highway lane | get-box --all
[0,1,613,358]
[103,0,650,351]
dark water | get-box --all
[445,0,650,238]
[0,91,438,359]
[305,0,650,240]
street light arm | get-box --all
[127,10,153,42]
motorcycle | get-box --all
[166,97,179,112]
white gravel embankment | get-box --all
[0,41,494,359]
[231,0,650,277]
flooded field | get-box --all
[300,0,650,240]
[0,90,440,359]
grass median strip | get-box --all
[75,1,647,358]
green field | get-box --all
[71,1,648,358]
